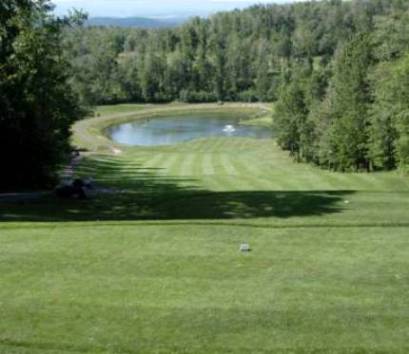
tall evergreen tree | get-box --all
[370,54,409,171]
[323,34,372,171]
[274,71,309,160]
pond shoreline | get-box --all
[106,112,272,147]
[72,103,271,153]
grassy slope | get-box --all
[239,114,272,127]
[1,103,409,354]
[95,103,148,116]
[239,106,274,127]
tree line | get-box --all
[273,2,409,172]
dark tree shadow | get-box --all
[0,155,355,222]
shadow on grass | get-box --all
[0,155,355,222]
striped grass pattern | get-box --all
[1,104,409,354]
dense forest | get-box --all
[2,0,409,189]
[65,0,409,172]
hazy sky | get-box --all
[52,0,297,18]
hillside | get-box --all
[86,16,184,28]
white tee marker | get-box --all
[240,243,251,253]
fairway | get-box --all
[1,104,409,353]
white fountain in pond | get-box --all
[223,124,236,133]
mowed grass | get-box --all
[95,103,148,117]
[1,104,409,353]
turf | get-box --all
[95,103,148,117]
[1,103,409,353]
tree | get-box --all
[370,54,409,171]
[0,0,86,189]
[274,71,309,160]
[322,34,372,171]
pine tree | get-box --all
[274,70,309,160]
[323,34,372,171]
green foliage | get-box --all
[179,89,217,103]
[66,0,405,105]
[368,62,399,170]
[322,34,373,171]
[370,54,409,172]
[272,2,409,173]
[274,73,309,159]
[0,0,86,189]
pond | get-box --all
[107,114,272,146]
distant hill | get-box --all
[86,17,185,29]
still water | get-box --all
[107,114,272,146]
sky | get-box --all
[52,0,297,19]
